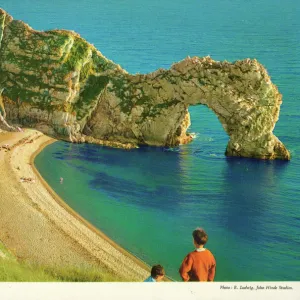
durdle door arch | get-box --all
[86,56,290,160]
[0,8,290,160]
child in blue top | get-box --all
[144,265,165,282]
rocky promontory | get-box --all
[0,9,290,159]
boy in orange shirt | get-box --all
[179,228,216,281]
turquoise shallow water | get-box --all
[3,0,300,281]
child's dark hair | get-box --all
[192,228,208,245]
[151,265,165,278]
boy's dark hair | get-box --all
[151,265,165,278]
[193,228,208,245]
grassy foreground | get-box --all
[0,242,122,282]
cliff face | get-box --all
[0,9,290,159]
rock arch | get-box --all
[86,56,290,160]
[0,8,290,160]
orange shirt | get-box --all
[179,249,216,281]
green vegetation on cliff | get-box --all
[0,14,118,123]
[75,75,109,120]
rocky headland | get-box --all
[0,8,290,159]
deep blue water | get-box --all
[3,0,300,281]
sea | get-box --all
[3,0,300,281]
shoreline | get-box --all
[0,129,150,281]
[30,136,152,275]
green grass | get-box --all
[43,265,122,282]
[0,242,123,282]
[0,260,123,282]
[0,260,56,282]
[0,242,54,282]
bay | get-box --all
[3,0,299,281]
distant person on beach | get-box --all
[179,228,216,282]
[144,265,165,282]
[60,177,63,184]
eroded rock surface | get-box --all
[0,9,290,159]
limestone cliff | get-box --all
[0,9,290,159]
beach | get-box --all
[0,128,149,281]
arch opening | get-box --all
[187,105,228,157]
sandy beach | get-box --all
[0,128,149,281]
